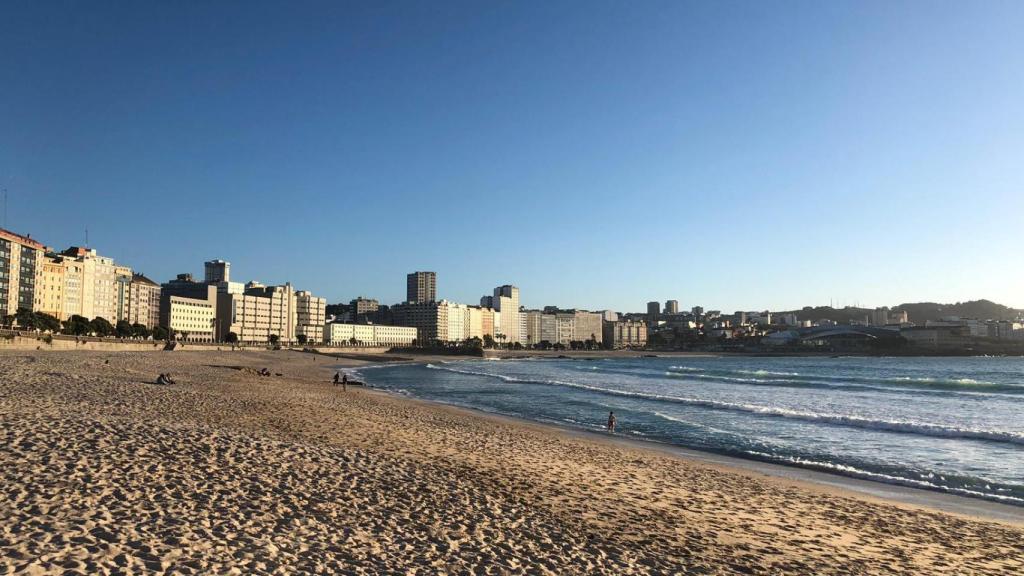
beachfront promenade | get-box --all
[1,349,1021,574]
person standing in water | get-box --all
[607,411,616,433]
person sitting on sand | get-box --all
[259,368,271,377]
[156,373,176,385]
[607,411,616,433]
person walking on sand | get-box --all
[607,411,616,433]
[333,372,340,385]
[342,373,348,392]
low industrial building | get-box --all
[324,323,417,347]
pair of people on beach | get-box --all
[333,372,348,391]
[155,373,176,385]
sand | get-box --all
[0,350,1021,574]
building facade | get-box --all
[204,259,230,284]
[603,320,648,349]
[324,323,417,347]
[166,285,217,342]
[127,274,162,328]
[572,310,604,344]
[491,285,521,344]
[296,290,327,344]
[0,227,44,318]
[664,300,679,315]
[406,271,437,303]
[57,247,129,323]
[36,255,67,320]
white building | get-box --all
[489,285,521,344]
[296,290,327,344]
[167,285,217,342]
[324,323,417,347]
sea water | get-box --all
[354,356,1024,504]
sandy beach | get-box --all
[1,350,1021,574]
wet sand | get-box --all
[1,349,1021,574]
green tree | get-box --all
[483,334,495,348]
[62,315,91,336]
[14,308,35,329]
[36,312,61,332]
[269,334,280,345]
[224,332,239,344]
[297,334,308,345]
[115,320,133,338]
[130,323,151,339]
[153,326,169,340]
[90,317,114,337]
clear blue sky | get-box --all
[3,1,1022,312]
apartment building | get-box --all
[58,247,128,322]
[127,274,161,328]
[215,282,304,344]
[0,227,44,317]
[217,291,272,344]
[204,259,230,283]
[406,271,436,303]
[488,285,521,344]
[572,310,603,344]
[466,305,498,340]
[390,300,473,344]
[36,254,66,320]
[603,319,648,349]
[296,290,327,344]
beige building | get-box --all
[485,285,522,344]
[62,259,85,320]
[167,285,217,342]
[390,300,476,344]
[603,320,648,349]
[0,227,45,318]
[114,265,132,322]
[127,274,161,328]
[214,280,299,342]
[218,292,272,344]
[36,255,67,320]
[58,247,128,323]
[467,306,499,340]
[573,311,604,345]
[296,290,327,344]
[324,323,417,347]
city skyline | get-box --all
[3,2,1023,310]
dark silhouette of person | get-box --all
[607,411,616,433]
[342,373,348,392]
[333,372,340,385]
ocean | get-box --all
[352,356,1024,504]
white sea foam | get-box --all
[424,363,1024,446]
[744,451,1024,504]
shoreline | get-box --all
[351,359,1024,525]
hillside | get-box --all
[777,299,1021,325]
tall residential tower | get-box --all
[406,271,437,303]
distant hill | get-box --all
[776,299,1021,325]
[892,300,1022,324]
